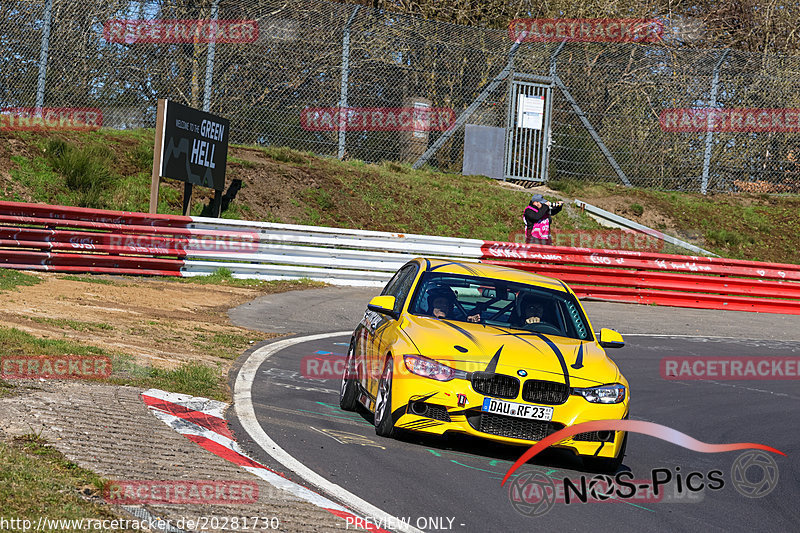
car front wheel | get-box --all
[339,341,359,411]
[374,357,396,437]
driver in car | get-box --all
[513,295,547,327]
[523,301,544,324]
[427,287,482,322]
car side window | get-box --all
[381,264,418,314]
[392,266,419,314]
[380,268,406,297]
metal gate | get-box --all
[504,75,554,182]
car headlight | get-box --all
[403,355,456,382]
[572,383,626,404]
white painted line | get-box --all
[621,333,800,342]
[234,332,425,533]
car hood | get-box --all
[399,314,619,386]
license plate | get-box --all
[481,397,553,421]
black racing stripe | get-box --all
[533,333,571,390]
[390,405,407,424]
[489,326,547,355]
[484,346,503,374]
[401,420,443,430]
[440,320,482,349]
[429,261,480,275]
[409,392,438,403]
[425,258,432,270]
[594,440,606,457]
[571,342,584,370]
[402,418,443,427]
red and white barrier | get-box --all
[1,200,799,314]
[141,389,394,532]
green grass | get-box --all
[0,270,42,292]
[0,435,131,531]
[44,138,115,208]
[59,274,125,286]
[180,267,323,290]
[0,327,108,357]
[0,379,15,399]
[137,362,225,400]
[193,332,259,360]
[0,327,227,401]
[29,317,114,332]
[259,145,312,164]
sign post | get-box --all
[149,99,230,215]
[149,99,166,214]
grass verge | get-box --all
[0,435,132,531]
[0,270,42,292]
[0,327,228,401]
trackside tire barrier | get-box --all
[0,200,799,315]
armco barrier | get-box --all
[0,201,799,314]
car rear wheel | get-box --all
[374,357,395,437]
[339,342,358,411]
[583,432,627,473]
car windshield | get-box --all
[408,272,593,341]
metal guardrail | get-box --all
[1,201,799,315]
[573,200,719,257]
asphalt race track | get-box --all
[230,289,800,532]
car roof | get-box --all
[415,258,569,293]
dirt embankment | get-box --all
[0,273,291,369]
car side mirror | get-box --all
[367,295,398,319]
[598,328,625,348]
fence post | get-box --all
[35,0,54,110]
[337,6,360,160]
[701,49,730,195]
[202,0,221,113]
[203,0,222,217]
[541,41,566,181]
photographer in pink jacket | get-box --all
[523,194,563,245]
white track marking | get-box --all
[621,333,800,341]
[234,332,425,533]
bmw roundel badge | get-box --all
[517,369,528,377]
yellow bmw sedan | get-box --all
[339,258,629,471]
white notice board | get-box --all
[517,94,544,130]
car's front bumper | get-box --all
[391,374,628,459]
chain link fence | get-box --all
[2,0,799,193]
